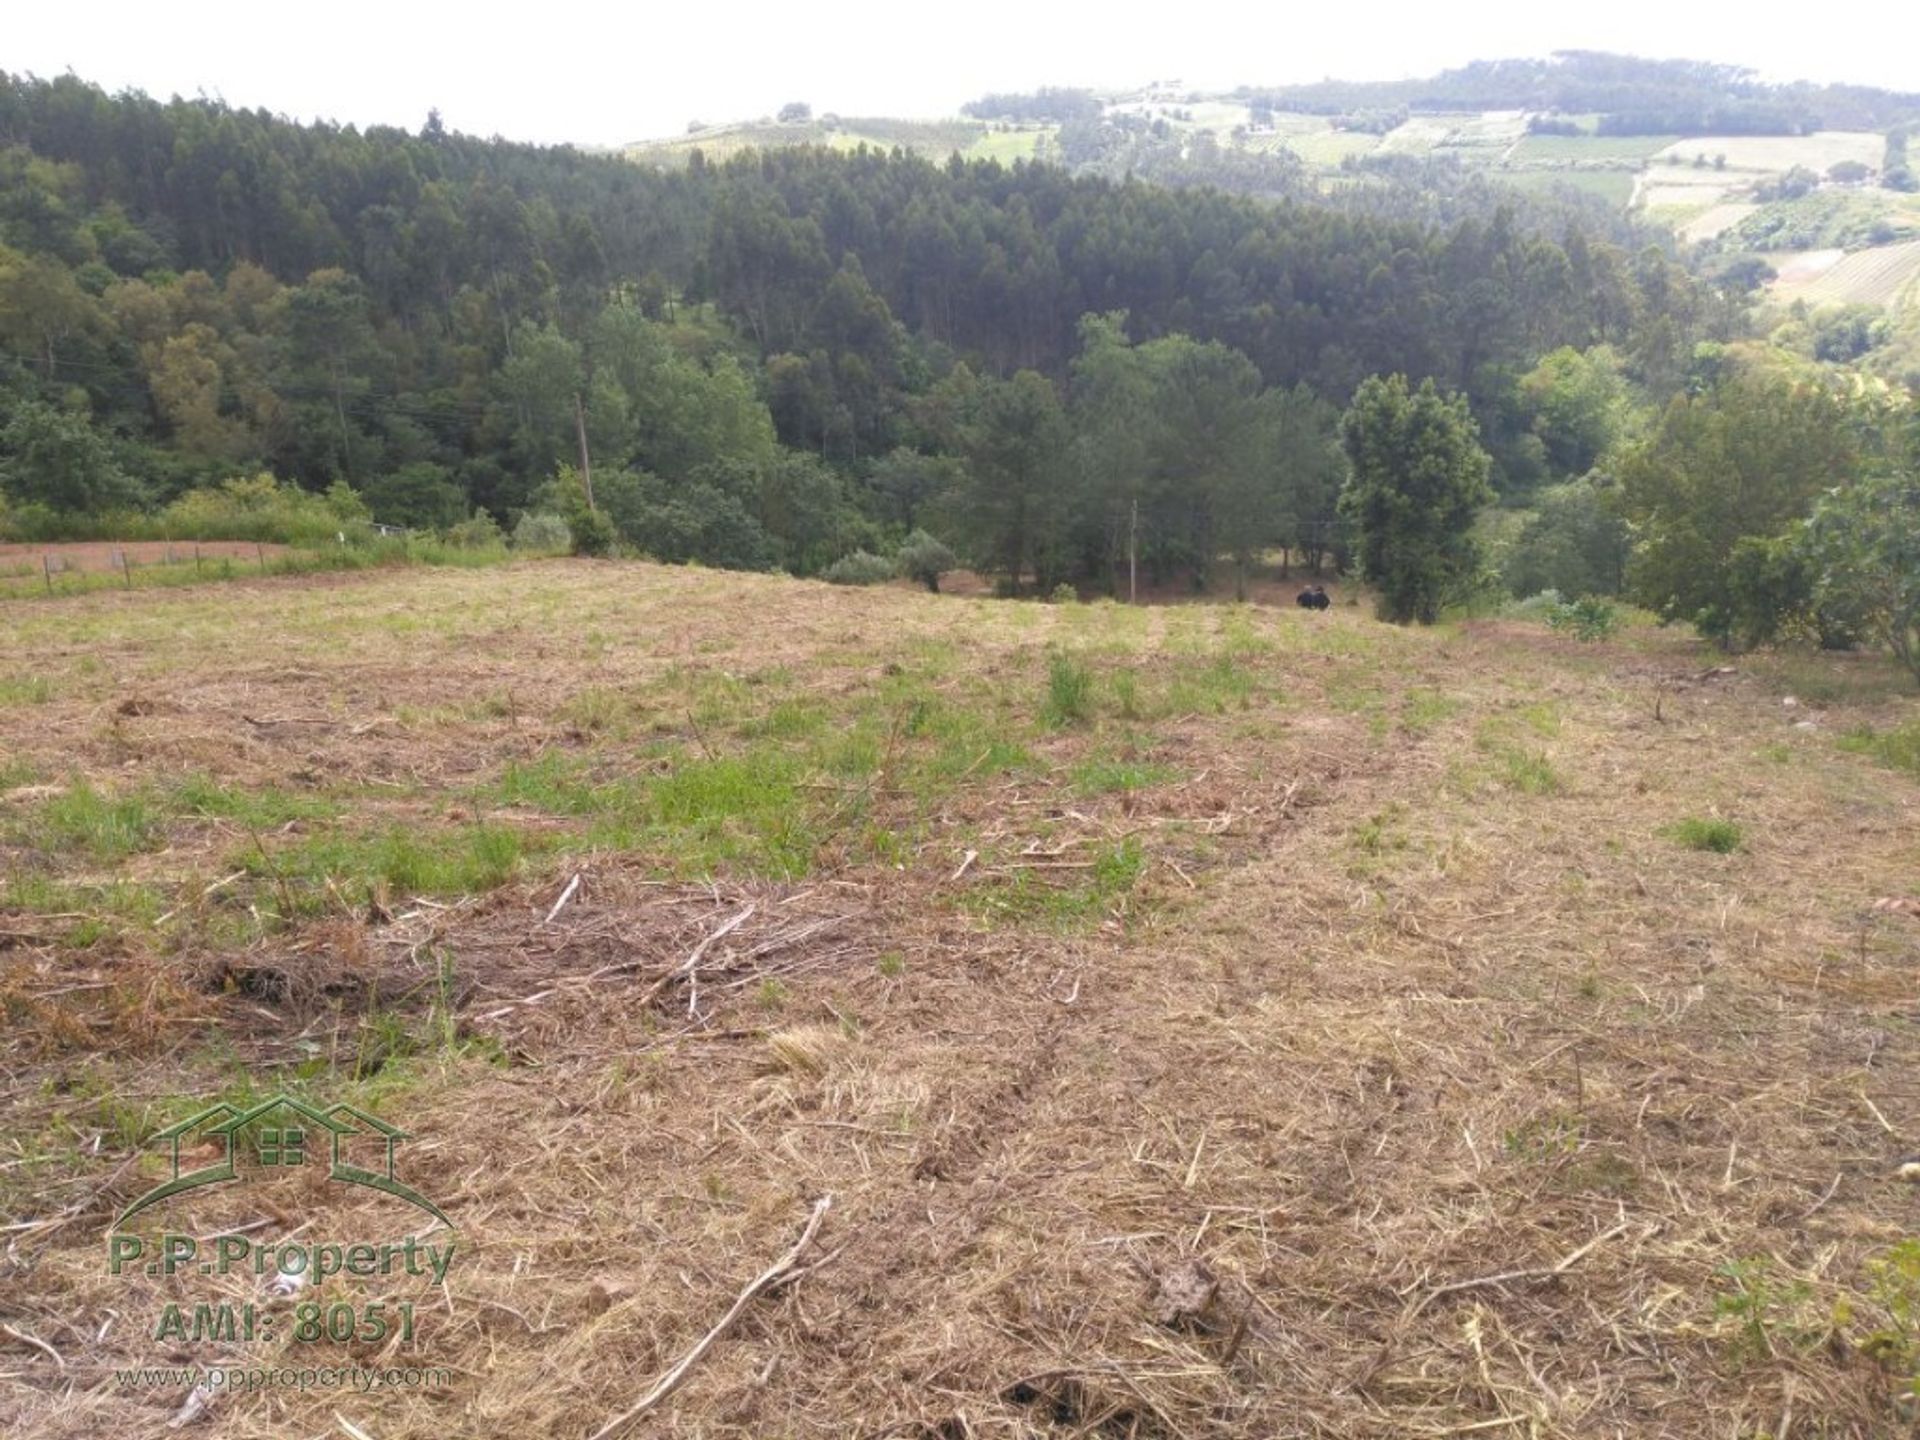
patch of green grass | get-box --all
[1518,702,1562,737]
[0,874,165,925]
[644,752,816,876]
[0,675,53,706]
[495,751,647,819]
[1166,654,1256,714]
[1839,720,1920,779]
[170,775,339,827]
[1070,758,1177,797]
[1351,807,1408,857]
[259,823,536,900]
[559,687,636,735]
[1494,746,1562,795]
[1043,652,1095,728]
[1400,689,1462,736]
[753,698,829,740]
[36,782,160,860]
[961,837,1147,927]
[1666,816,1743,854]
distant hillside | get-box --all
[1238,51,1920,135]
[622,55,1920,315]
[626,116,1044,168]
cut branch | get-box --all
[585,1194,833,1440]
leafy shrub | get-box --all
[1050,582,1079,604]
[511,512,572,553]
[1547,595,1622,642]
[823,550,896,586]
[570,508,616,557]
[160,473,370,545]
[896,530,956,592]
[1863,1238,1920,1396]
[1505,588,1565,622]
[444,512,505,550]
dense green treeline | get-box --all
[1237,52,1920,135]
[0,67,1739,595]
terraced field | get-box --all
[1774,238,1920,306]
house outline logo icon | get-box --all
[114,1093,452,1230]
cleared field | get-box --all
[4,562,1920,1438]
[1509,132,1679,163]
[1774,238,1920,306]
[628,118,996,165]
[1654,131,1885,174]
[1679,201,1760,243]
[1499,167,1637,206]
[1376,113,1461,155]
[1640,179,1740,209]
[968,126,1048,162]
[1265,124,1381,164]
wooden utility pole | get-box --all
[574,393,597,513]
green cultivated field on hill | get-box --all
[628,116,1021,165]
[1498,166,1637,206]
[1510,131,1681,163]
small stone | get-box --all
[1150,1258,1218,1328]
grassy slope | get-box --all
[4,562,1920,1437]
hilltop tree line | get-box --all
[0,69,1734,584]
[1238,52,1920,137]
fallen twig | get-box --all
[636,904,755,1009]
[585,1194,834,1440]
[543,872,583,926]
[0,1321,64,1368]
[1410,1218,1631,1315]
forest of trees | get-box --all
[1,67,1915,680]
[0,69,1731,578]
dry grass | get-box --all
[4,560,1920,1439]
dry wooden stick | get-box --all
[543,872,583,925]
[585,1194,834,1440]
[635,904,754,1008]
[1413,1219,1630,1315]
[0,1321,64,1368]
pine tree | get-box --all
[1337,374,1493,623]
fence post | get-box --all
[43,553,53,595]
[122,550,133,589]
[256,542,266,573]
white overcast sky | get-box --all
[7,1,1917,147]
